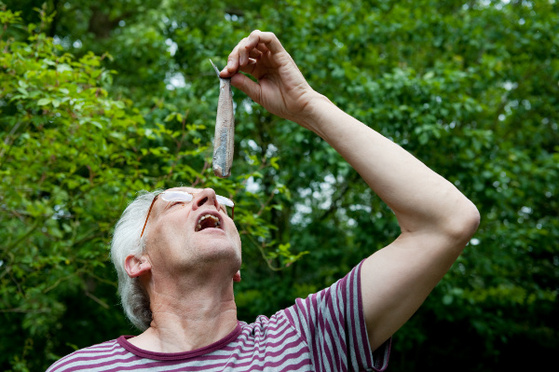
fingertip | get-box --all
[220,59,237,77]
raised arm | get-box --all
[222,31,480,351]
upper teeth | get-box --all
[196,214,220,231]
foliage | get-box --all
[1,0,558,371]
[0,4,284,371]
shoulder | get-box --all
[263,261,365,343]
[238,310,298,342]
[287,260,364,317]
[46,338,126,372]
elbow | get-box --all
[445,198,481,246]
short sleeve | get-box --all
[283,261,390,371]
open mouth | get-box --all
[196,214,222,232]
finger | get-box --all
[230,73,262,105]
[224,36,254,73]
[222,30,282,77]
[246,30,284,54]
[249,48,263,60]
[238,37,251,67]
[237,30,282,67]
[222,43,243,76]
[255,42,270,55]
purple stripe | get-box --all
[331,274,350,370]
[236,329,299,350]
[48,341,129,371]
[236,336,305,359]
[59,353,143,371]
[355,261,374,368]
[249,315,291,331]
[48,262,386,372]
[241,318,291,338]
[347,265,361,369]
[326,282,346,367]
[114,344,312,371]
[227,347,311,369]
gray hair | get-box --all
[110,190,161,331]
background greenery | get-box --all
[1,0,557,370]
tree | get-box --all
[1,1,557,370]
[0,5,282,370]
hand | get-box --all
[220,30,319,125]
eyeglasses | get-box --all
[140,190,235,238]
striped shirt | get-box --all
[47,262,390,371]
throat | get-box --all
[135,299,239,353]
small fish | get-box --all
[210,59,235,178]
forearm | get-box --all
[301,93,479,240]
[221,28,478,240]
[224,31,480,352]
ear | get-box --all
[233,270,241,283]
[124,254,152,278]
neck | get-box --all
[129,269,239,353]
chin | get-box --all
[198,242,241,265]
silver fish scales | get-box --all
[210,59,234,178]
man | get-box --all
[48,30,480,371]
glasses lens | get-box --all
[161,191,193,202]
[159,191,234,218]
[216,195,234,208]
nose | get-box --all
[191,188,220,212]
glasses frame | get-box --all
[140,191,234,238]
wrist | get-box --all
[295,91,336,133]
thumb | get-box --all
[231,73,262,105]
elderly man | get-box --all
[48,31,479,371]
